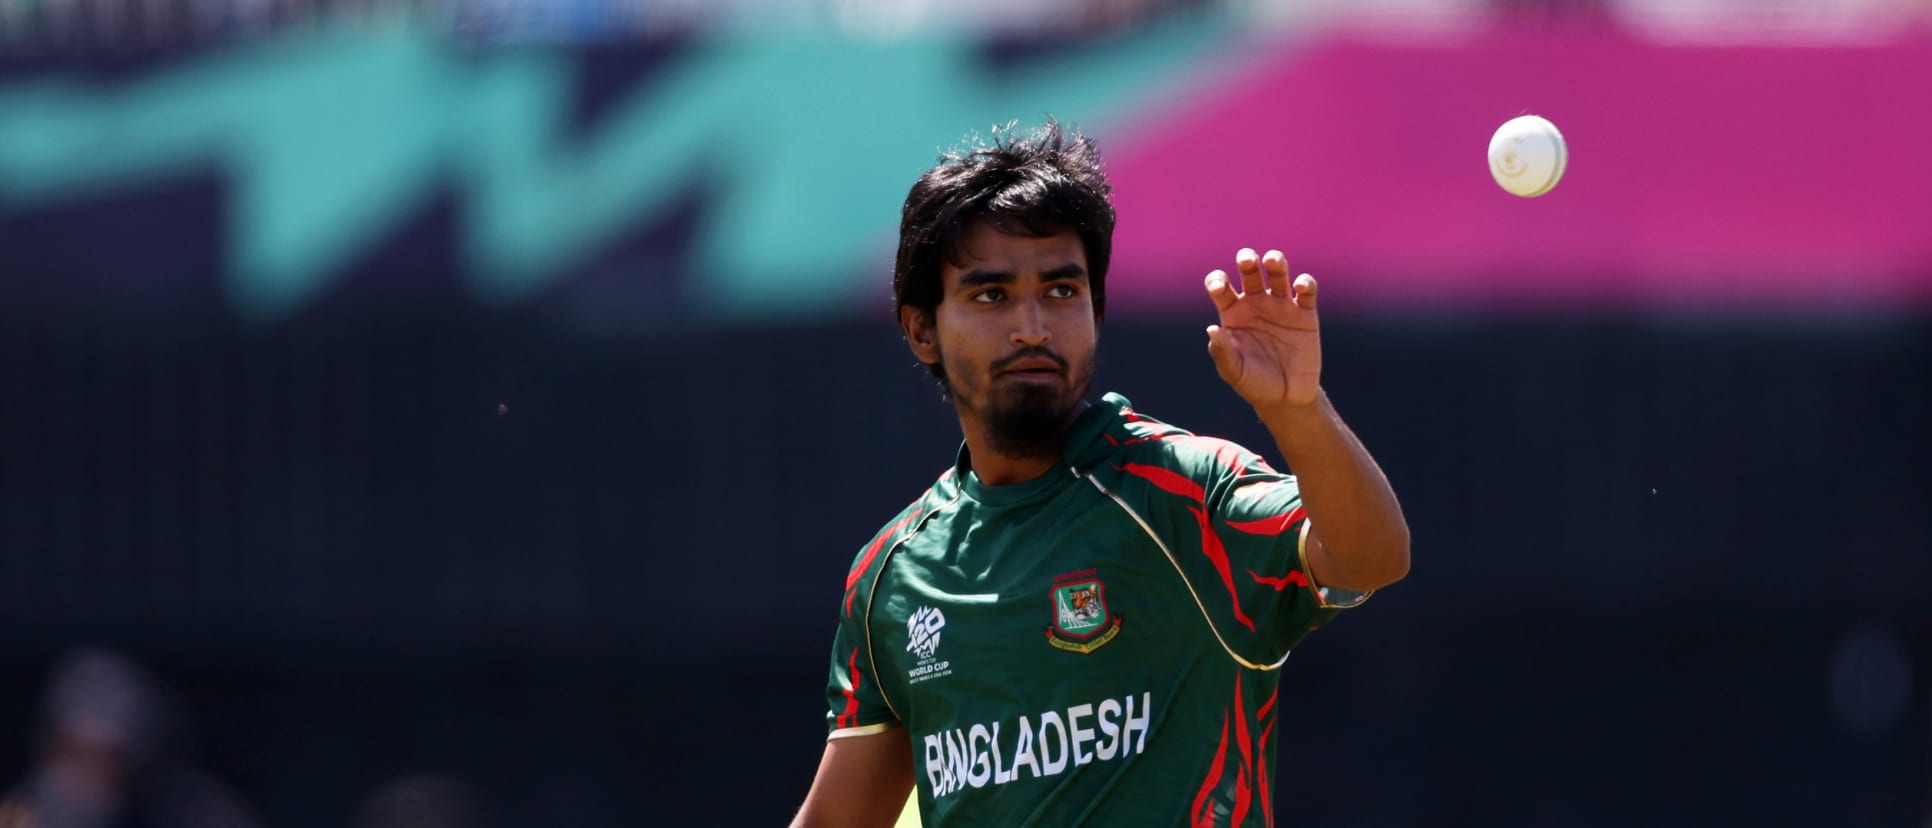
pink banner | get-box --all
[1105,27,1932,313]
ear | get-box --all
[900,304,940,366]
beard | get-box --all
[946,346,1095,461]
[983,380,1078,458]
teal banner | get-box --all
[0,20,1230,322]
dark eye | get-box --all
[970,288,1005,303]
[1047,283,1078,299]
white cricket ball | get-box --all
[1487,115,1567,198]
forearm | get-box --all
[1256,391,1410,591]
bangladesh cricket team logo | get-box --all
[1045,569,1122,654]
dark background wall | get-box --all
[2,304,1925,826]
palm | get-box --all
[1202,249,1322,410]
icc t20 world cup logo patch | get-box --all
[905,605,952,684]
[1045,569,1122,654]
[906,605,945,660]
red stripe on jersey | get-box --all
[1258,683,1279,826]
[837,647,863,729]
[844,509,922,615]
[1247,568,1310,591]
[1191,710,1231,828]
[1225,506,1306,537]
[1118,463,1207,503]
[1192,506,1256,632]
[1231,674,1253,827]
[1122,450,1279,634]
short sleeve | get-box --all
[824,602,899,738]
[822,491,943,738]
[1210,471,1371,658]
[1114,435,1369,669]
[825,508,919,739]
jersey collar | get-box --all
[953,392,1129,505]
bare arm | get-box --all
[1204,248,1411,593]
[790,729,916,828]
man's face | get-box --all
[902,220,1098,458]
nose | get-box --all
[1011,298,1051,347]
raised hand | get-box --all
[1203,248,1322,412]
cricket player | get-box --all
[790,120,1411,827]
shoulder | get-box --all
[1097,406,1277,487]
[839,468,958,617]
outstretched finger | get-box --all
[1204,270,1238,311]
[1234,248,1264,295]
[1205,324,1241,386]
[1293,273,1318,311]
[1261,250,1290,297]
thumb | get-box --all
[1205,325,1242,385]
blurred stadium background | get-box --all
[2,0,1929,825]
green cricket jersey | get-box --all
[823,393,1371,827]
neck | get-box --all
[963,444,1061,487]
[956,400,1090,487]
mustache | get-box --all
[991,347,1068,373]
